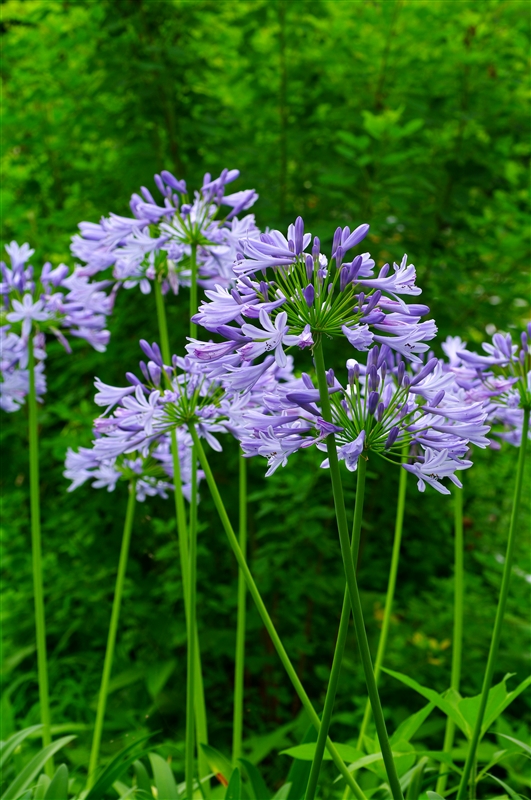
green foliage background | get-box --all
[1,0,530,793]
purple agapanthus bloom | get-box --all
[441,328,531,448]
[189,216,436,391]
[64,430,198,503]
[72,169,260,296]
[236,343,489,494]
[0,242,112,412]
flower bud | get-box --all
[305,255,314,282]
[303,284,315,307]
[312,236,320,261]
[326,368,335,387]
[385,426,400,450]
[368,391,379,415]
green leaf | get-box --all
[487,773,525,800]
[286,723,317,800]
[272,785,292,800]
[85,734,153,800]
[200,743,233,786]
[146,659,177,700]
[43,764,69,800]
[245,719,300,766]
[0,727,43,769]
[32,775,50,800]
[390,703,435,745]
[497,733,531,756]
[148,753,178,800]
[383,669,471,738]
[406,757,428,800]
[281,743,360,762]
[133,759,152,796]
[1,736,75,800]
[225,767,241,800]
[426,793,445,800]
[238,758,270,800]
[481,675,531,734]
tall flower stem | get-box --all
[457,409,530,800]
[436,484,464,796]
[154,279,210,791]
[232,454,247,764]
[304,457,367,800]
[27,336,53,778]
[185,463,198,800]
[87,484,136,789]
[313,336,403,800]
[188,425,368,800]
[356,445,409,755]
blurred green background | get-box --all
[1,0,530,794]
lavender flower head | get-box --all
[442,328,531,447]
[64,431,198,503]
[71,168,260,297]
[0,242,112,412]
[237,344,490,494]
[190,216,437,391]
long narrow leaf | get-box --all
[85,734,153,800]
[225,768,241,800]
[238,758,270,800]
[149,753,178,800]
[487,773,525,800]
[1,736,75,800]
[43,765,68,800]
[0,727,42,769]
[390,704,435,746]
[286,722,316,800]
[497,734,531,756]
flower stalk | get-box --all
[28,335,53,778]
[87,483,136,789]
[357,444,409,754]
[232,453,247,764]
[456,408,530,800]
[188,424,367,800]
[154,279,210,790]
[313,336,404,800]
[305,456,367,800]
[436,484,464,795]
[185,462,198,800]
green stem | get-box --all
[358,445,409,750]
[87,484,136,789]
[28,336,53,778]
[456,409,530,800]
[190,242,198,339]
[436,484,464,796]
[154,279,210,790]
[313,337,403,800]
[232,454,247,764]
[186,463,198,799]
[305,458,367,800]
[188,425,367,800]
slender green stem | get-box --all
[436,484,464,796]
[456,409,530,800]
[27,336,53,778]
[186,464,198,800]
[305,458,367,800]
[313,337,403,800]
[87,484,136,789]
[190,242,198,339]
[358,445,409,749]
[154,279,210,790]
[188,425,367,800]
[232,454,247,764]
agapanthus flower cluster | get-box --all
[189,216,437,379]
[441,327,531,447]
[1,242,112,412]
[236,344,490,494]
[71,169,260,295]
[64,431,196,503]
